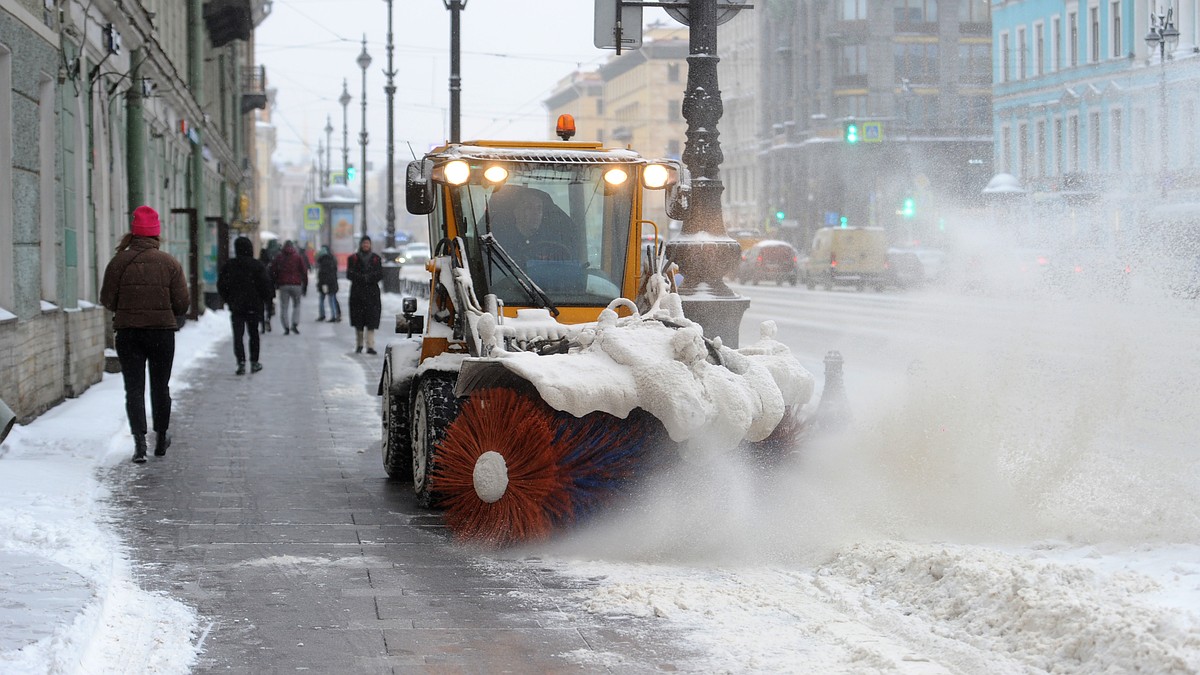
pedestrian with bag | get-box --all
[218,236,275,375]
[315,245,341,322]
[345,235,383,354]
[100,206,190,464]
[268,240,309,335]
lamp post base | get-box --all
[667,238,749,347]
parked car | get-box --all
[801,226,889,291]
[399,242,431,265]
[735,240,800,286]
[885,249,924,288]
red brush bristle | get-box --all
[433,388,571,546]
[746,404,807,465]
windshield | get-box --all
[451,162,634,308]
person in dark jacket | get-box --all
[258,238,281,332]
[100,205,190,464]
[218,236,275,375]
[268,240,309,335]
[315,245,341,322]
[345,235,383,354]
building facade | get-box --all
[0,0,270,423]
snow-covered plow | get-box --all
[379,121,813,545]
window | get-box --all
[667,139,681,159]
[957,96,990,128]
[839,95,868,118]
[1000,32,1010,82]
[1069,12,1079,66]
[1052,17,1062,70]
[1090,6,1100,62]
[1036,23,1045,76]
[895,43,940,81]
[668,100,681,121]
[1002,126,1013,173]
[839,44,867,76]
[840,0,866,20]
[1111,1,1122,57]
[959,0,988,22]
[1037,120,1048,176]
[39,76,55,302]
[894,0,936,23]
[1018,28,1027,79]
[1111,109,1123,169]
[959,42,991,79]
[1089,111,1101,170]
[1069,115,1080,171]
[667,64,680,83]
[1019,123,1030,177]
[0,45,12,310]
[1055,118,1065,174]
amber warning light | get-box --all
[556,114,576,141]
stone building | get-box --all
[0,0,271,423]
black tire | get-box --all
[381,365,412,481]
[411,372,461,508]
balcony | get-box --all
[203,0,252,48]
[241,65,267,114]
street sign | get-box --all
[661,0,749,26]
[862,121,883,142]
[303,203,323,231]
[594,0,643,50]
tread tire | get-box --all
[381,365,412,481]
[411,371,461,509]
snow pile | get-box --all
[487,306,814,452]
[0,311,227,673]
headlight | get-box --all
[443,160,470,185]
[483,165,509,183]
[604,167,629,186]
[643,163,672,189]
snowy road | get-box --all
[518,284,1200,673]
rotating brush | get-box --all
[745,404,807,466]
[431,387,669,547]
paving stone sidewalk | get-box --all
[111,312,695,673]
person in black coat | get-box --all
[345,235,383,354]
[218,236,276,374]
[258,238,281,332]
[315,245,341,322]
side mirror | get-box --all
[406,160,435,215]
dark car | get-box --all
[736,240,800,286]
[885,249,924,288]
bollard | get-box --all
[811,350,852,433]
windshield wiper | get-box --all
[479,232,560,317]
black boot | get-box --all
[132,434,148,464]
[154,431,171,457]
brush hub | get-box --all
[473,450,509,503]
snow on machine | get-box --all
[379,117,814,545]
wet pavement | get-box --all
[111,312,694,673]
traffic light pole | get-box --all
[663,0,749,347]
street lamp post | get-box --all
[384,0,397,250]
[357,36,372,238]
[1145,4,1180,197]
[442,0,467,143]
[323,116,334,187]
[339,79,351,181]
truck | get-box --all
[378,117,813,545]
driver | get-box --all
[487,185,577,265]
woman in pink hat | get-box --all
[100,206,190,464]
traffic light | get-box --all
[839,216,848,228]
[347,164,357,182]
[844,122,860,144]
[775,209,786,222]
[901,197,916,218]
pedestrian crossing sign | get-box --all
[303,204,323,231]
[862,121,883,142]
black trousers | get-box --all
[231,313,261,363]
[116,328,176,436]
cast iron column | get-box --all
[384,0,397,249]
[358,36,372,235]
[444,0,466,143]
[339,79,351,180]
[664,0,749,347]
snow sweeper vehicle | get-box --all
[378,118,814,545]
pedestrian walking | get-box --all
[258,238,281,332]
[268,240,309,335]
[99,205,190,464]
[217,236,275,375]
[316,245,342,322]
[346,235,383,354]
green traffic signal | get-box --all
[347,165,357,182]
[844,123,859,144]
[775,209,786,221]
[901,197,916,218]
[839,216,848,228]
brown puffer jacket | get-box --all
[100,237,190,330]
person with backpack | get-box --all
[218,236,275,375]
[268,240,309,335]
[315,245,341,322]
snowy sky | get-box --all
[257,0,674,166]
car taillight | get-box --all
[830,254,837,268]
[756,255,763,263]
[1037,256,1049,266]
[1073,265,1083,273]
[1123,264,1132,274]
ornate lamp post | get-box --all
[442,0,467,143]
[323,116,334,187]
[357,36,372,237]
[384,0,397,249]
[339,79,351,181]
[1145,4,1180,197]
[662,0,750,347]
